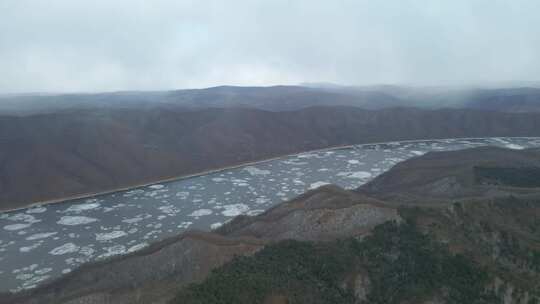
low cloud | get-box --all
[1,0,539,93]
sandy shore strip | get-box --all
[2,136,539,213]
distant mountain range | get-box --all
[2,85,540,115]
[4,146,538,303]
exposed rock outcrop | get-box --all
[220,185,399,241]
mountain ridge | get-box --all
[2,85,540,115]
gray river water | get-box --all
[1,137,540,292]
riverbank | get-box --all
[2,136,538,213]
[0,144,354,213]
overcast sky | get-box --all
[1,0,540,93]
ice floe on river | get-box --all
[188,209,213,217]
[57,216,98,226]
[26,207,47,214]
[63,202,101,213]
[19,242,43,253]
[220,204,250,217]
[49,243,80,255]
[244,166,271,176]
[95,230,127,241]
[26,232,58,241]
[4,223,32,231]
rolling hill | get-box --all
[3,106,540,210]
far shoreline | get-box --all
[2,136,538,214]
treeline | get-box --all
[475,166,540,187]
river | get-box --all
[1,137,540,292]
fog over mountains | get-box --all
[2,85,540,115]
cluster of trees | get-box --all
[173,239,358,303]
[356,221,494,303]
[173,221,496,304]
[532,251,540,272]
[475,166,540,187]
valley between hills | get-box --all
[2,85,540,211]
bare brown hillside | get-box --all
[3,106,540,210]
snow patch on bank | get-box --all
[148,184,165,190]
[337,171,372,179]
[506,143,524,150]
[309,181,331,190]
[127,243,148,253]
[210,222,223,230]
[221,204,250,217]
[99,245,126,259]
[189,209,213,217]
